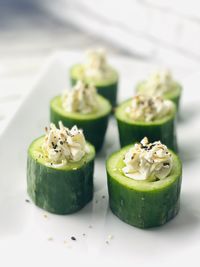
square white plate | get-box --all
[0,51,200,267]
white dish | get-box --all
[0,51,200,267]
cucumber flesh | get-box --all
[70,64,118,86]
[51,95,111,120]
[106,145,182,228]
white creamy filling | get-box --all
[122,137,172,181]
[84,48,111,79]
[142,70,175,96]
[126,95,173,122]
[42,122,89,166]
[62,80,99,114]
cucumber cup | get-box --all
[136,81,182,110]
[106,141,182,228]
[115,98,177,151]
[27,124,95,214]
[50,94,111,152]
[135,70,182,111]
[69,49,118,107]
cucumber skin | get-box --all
[170,94,180,110]
[71,78,118,108]
[116,117,178,151]
[50,107,110,153]
[27,154,94,214]
[107,172,181,228]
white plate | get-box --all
[0,51,200,267]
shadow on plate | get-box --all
[178,103,200,124]
[97,116,120,158]
[178,141,200,165]
[104,191,200,242]
[147,192,200,239]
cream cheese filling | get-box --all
[42,122,89,167]
[83,48,112,79]
[122,137,172,181]
[142,70,175,96]
[62,80,99,114]
[126,95,174,122]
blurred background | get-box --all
[1,0,200,130]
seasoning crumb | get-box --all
[88,225,93,229]
[71,236,76,241]
[95,200,98,204]
[43,214,48,219]
[102,195,106,199]
[108,234,113,240]
[106,240,109,244]
[25,199,30,203]
[82,233,86,236]
[48,237,53,241]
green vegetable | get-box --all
[70,64,118,107]
[27,136,95,214]
[106,145,182,228]
[115,99,177,151]
[50,95,111,152]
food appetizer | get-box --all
[50,80,111,152]
[115,94,177,151]
[106,137,182,228]
[27,122,95,214]
[70,49,118,107]
[136,70,182,110]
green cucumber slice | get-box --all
[115,99,177,151]
[136,81,182,110]
[27,136,95,214]
[50,95,111,152]
[70,64,118,107]
[106,145,182,228]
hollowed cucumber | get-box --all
[115,99,177,151]
[50,95,111,152]
[106,145,182,228]
[27,136,95,214]
[70,64,118,107]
